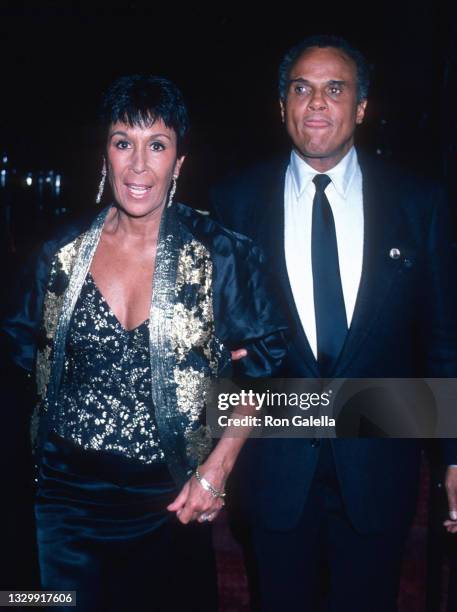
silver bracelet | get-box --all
[194,467,226,499]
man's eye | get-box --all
[115,140,130,150]
[295,85,309,95]
[328,86,342,96]
[151,142,165,151]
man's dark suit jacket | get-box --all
[211,151,457,535]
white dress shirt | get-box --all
[284,146,364,359]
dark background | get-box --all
[1,1,457,232]
[1,0,457,595]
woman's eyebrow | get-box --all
[109,130,172,140]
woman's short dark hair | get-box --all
[279,35,370,104]
[100,74,190,157]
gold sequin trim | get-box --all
[35,235,85,402]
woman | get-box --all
[1,75,287,611]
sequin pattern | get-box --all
[36,236,85,402]
[33,235,86,449]
[171,240,228,463]
[54,273,165,463]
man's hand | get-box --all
[443,466,457,533]
[231,348,247,361]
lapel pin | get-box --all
[389,248,401,260]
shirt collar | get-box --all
[289,146,358,199]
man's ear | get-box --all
[280,99,285,123]
[356,99,367,125]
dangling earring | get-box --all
[95,158,107,204]
[167,175,177,208]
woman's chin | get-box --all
[115,198,165,219]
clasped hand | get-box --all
[167,464,226,524]
[167,347,247,524]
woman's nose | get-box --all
[131,148,146,173]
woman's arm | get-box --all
[167,359,256,524]
[1,248,49,375]
[167,220,289,523]
[167,334,288,524]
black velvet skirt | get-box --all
[35,432,217,612]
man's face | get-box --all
[280,46,367,171]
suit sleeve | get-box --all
[423,190,457,463]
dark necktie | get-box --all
[311,174,348,375]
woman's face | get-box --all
[106,118,185,218]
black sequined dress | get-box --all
[35,274,217,612]
[54,273,165,463]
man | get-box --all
[211,35,457,612]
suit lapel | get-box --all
[330,158,407,376]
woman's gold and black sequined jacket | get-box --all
[1,203,288,486]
